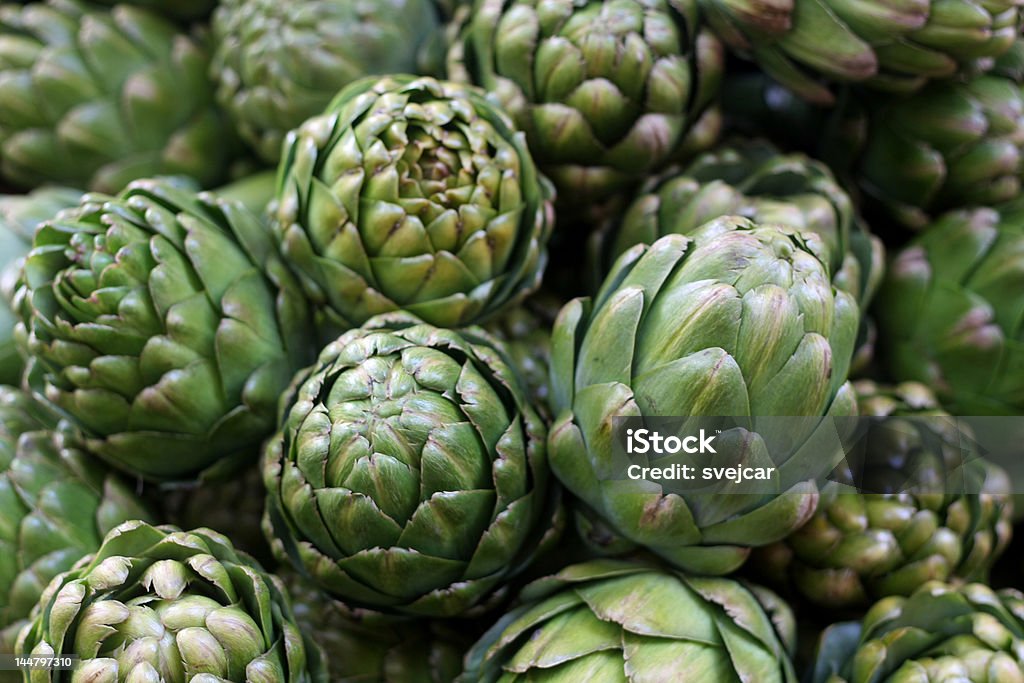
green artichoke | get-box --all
[753,380,1012,609]
[703,0,1021,105]
[875,200,1024,415]
[461,560,798,682]
[0,386,153,654]
[272,75,554,330]
[0,0,238,192]
[286,572,470,682]
[838,40,1024,229]
[589,140,885,307]
[15,177,313,483]
[446,0,725,201]
[263,313,560,617]
[15,520,325,682]
[0,187,81,386]
[549,218,860,575]
[211,0,443,163]
[810,582,1024,682]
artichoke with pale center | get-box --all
[272,75,554,330]
[15,521,325,682]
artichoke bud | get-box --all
[550,216,859,575]
[272,75,554,330]
[263,313,560,617]
[15,177,315,483]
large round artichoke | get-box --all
[263,313,560,617]
[875,200,1024,415]
[15,177,313,483]
[590,140,885,307]
[272,75,553,330]
[754,380,1012,609]
[461,560,798,682]
[810,582,1024,682]
[839,40,1024,229]
[211,0,443,163]
[0,187,81,385]
[549,218,860,575]
[0,0,238,193]
[0,387,153,654]
[446,0,725,201]
[15,521,325,682]
[703,0,1021,105]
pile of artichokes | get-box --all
[0,0,1021,680]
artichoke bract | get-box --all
[446,0,725,201]
[590,140,885,307]
[876,200,1024,415]
[263,313,559,617]
[273,75,553,330]
[15,177,313,483]
[461,560,798,683]
[841,40,1024,229]
[754,380,1012,609]
[703,0,1021,105]
[0,0,238,193]
[0,187,81,386]
[15,521,324,682]
[0,387,153,654]
[211,0,443,163]
[810,582,1024,683]
[549,218,860,574]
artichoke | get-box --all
[753,380,1012,609]
[272,75,554,330]
[461,560,798,683]
[703,0,1021,105]
[875,200,1024,415]
[837,40,1024,229]
[0,187,81,386]
[446,0,725,201]
[0,386,153,654]
[590,140,885,307]
[211,0,443,163]
[263,313,560,617]
[286,572,470,682]
[0,0,238,192]
[15,520,325,682]
[549,218,860,574]
[15,177,313,483]
[810,582,1024,682]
